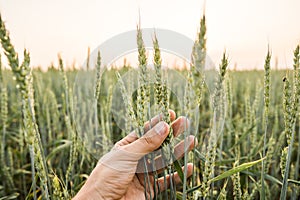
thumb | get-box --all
[124,121,170,160]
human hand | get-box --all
[73,110,196,200]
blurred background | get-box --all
[0,0,299,70]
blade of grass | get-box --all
[187,158,265,193]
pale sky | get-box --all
[0,0,300,70]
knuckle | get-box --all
[141,135,158,150]
[143,136,153,145]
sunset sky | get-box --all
[0,0,300,70]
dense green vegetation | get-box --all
[1,66,299,199]
[0,13,299,200]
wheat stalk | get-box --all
[191,15,206,107]
[136,23,149,137]
[280,45,300,200]
[0,15,50,199]
[0,86,15,190]
[261,47,271,199]
[200,52,228,197]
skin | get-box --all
[73,110,197,200]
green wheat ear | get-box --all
[152,31,185,194]
[232,161,242,199]
[280,147,288,178]
[153,33,172,141]
[0,14,50,199]
[0,15,19,71]
[116,71,138,134]
[280,46,300,200]
[1,86,15,190]
[52,175,63,200]
[94,50,102,101]
[153,33,163,113]
[292,45,300,120]
[191,14,206,107]
[283,76,293,144]
[200,51,228,198]
[261,47,271,199]
[136,22,149,137]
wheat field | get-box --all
[0,13,300,200]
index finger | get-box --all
[115,110,176,147]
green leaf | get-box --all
[46,139,71,161]
[241,170,282,185]
[187,158,265,194]
[173,159,184,183]
[209,157,265,183]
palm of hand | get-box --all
[74,111,196,200]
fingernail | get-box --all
[155,122,167,136]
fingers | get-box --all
[173,136,197,159]
[171,116,190,137]
[115,110,176,147]
[143,110,176,133]
[123,121,170,160]
[115,131,139,147]
[153,136,197,173]
[156,163,194,192]
[119,116,193,171]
